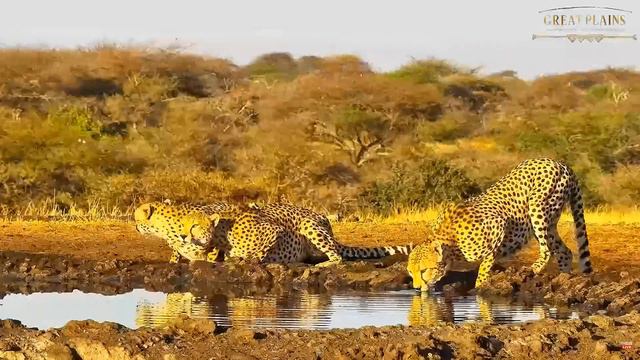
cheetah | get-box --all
[407,158,592,291]
[134,201,241,263]
[135,201,412,265]
[229,203,413,266]
[192,203,414,266]
[136,292,215,328]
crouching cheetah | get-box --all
[408,158,592,291]
[192,203,414,266]
[134,201,240,263]
[135,201,413,266]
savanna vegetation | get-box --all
[0,46,638,219]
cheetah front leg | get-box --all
[475,253,496,288]
[470,217,505,288]
[205,249,221,263]
[169,250,183,264]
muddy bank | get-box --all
[2,251,640,317]
[1,311,639,359]
[476,267,640,316]
[0,251,413,298]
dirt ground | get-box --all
[0,220,639,359]
[1,221,638,276]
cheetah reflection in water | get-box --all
[135,292,332,330]
[407,294,555,326]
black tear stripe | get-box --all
[147,205,156,220]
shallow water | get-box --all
[0,289,577,330]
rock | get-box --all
[68,338,142,360]
[164,316,216,335]
[229,329,262,343]
[616,310,640,325]
[594,341,610,354]
[0,351,26,360]
[529,339,544,353]
[619,271,629,279]
[67,338,111,359]
[477,335,504,355]
[45,344,75,360]
[586,315,615,330]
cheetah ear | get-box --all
[208,214,220,227]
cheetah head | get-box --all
[134,202,220,247]
[407,241,449,292]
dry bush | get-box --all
[386,59,467,84]
[0,47,639,217]
[599,165,640,207]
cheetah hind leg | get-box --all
[315,259,341,267]
[529,205,558,275]
[548,227,573,273]
[251,227,285,262]
[297,219,343,267]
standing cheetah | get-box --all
[408,158,592,290]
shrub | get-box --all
[245,52,298,81]
[598,165,640,207]
[0,47,638,216]
[387,59,465,84]
[359,159,481,214]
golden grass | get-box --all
[0,200,133,223]
[3,201,640,227]
[353,207,640,225]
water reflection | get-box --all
[406,293,563,326]
[0,288,576,331]
[135,290,576,330]
[136,291,334,329]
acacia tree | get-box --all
[309,108,393,167]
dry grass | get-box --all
[1,214,638,278]
[353,207,640,225]
[0,200,134,223]
[4,200,640,228]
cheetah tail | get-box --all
[337,243,414,260]
[569,176,592,274]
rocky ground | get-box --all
[0,309,638,359]
[0,221,638,359]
